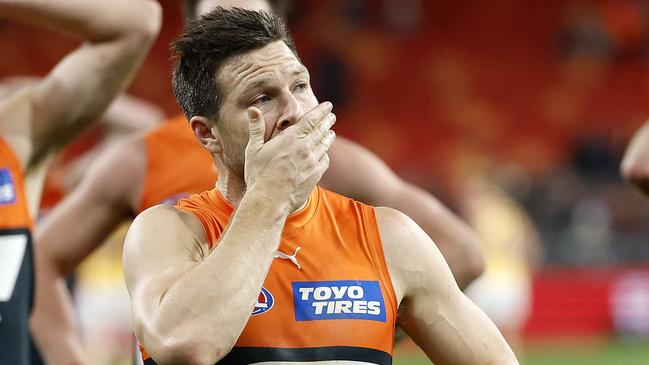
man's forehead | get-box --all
[219,42,305,88]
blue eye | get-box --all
[294,82,308,92]
[254,95,271,104]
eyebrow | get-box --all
[239,67,309,97]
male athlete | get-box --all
[0,0,161,364]
[622,120,649,196]
[33,0,483,362]
[125,8,517,364]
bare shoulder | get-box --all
[123,204,209,286]
[128,203,206,247]
[374,206,431,266]
[373,207,423,302]
[374,206,457,301]
[374,206,426,249]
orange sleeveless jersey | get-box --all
[140,187,398,365]
[0,137,34,365]
[137,115,217,213]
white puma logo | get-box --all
[273,246,301,269]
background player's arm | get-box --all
[621,120,649,196]
[0,0,161,168]
[31,138,145,365]
[376,207,519,365]
[323,137,483,289]
[100,94,165,135]
[0,76,164,135]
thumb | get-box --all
[247,107,266,151]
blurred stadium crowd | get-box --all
[2,0,649,363]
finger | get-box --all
[246,107,265,151]
[315,130,336,160]
[318,153,330,172]
[294,101,333,136]
[308,112,336,145]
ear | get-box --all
[190,115,223,154]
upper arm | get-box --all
[99,94,165,135]
[324,137,465,229]
[324,137,483,288]
[322,137,402,204]
[376,207,517,364]
[123,205,208,340]
[35,137,145,275]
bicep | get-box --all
[377,208,514,364]
[122,207,207,337]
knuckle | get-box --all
[298,144,310,158]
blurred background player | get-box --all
[0,77,164,365]
[0,76,164,216]
[32,0,484,362]
[0,0,161,364]
[454,154,542,358]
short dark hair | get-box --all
[172,7,297,121]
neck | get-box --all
[215,169,246,207]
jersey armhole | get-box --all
[361,205,398,324]
[175,203,220,248]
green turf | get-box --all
[523,339,649,365]
[393,338,649,365]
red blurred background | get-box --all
[3,0,649,342]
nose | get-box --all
[276,92,302,131]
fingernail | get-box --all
[325,101,333,110]
[248,109,256,120]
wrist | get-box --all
[242,186,293,219]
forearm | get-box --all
[141,191,290,364]
[0,0,161,42]
[395,184,484,289]
[622,121,649,195]
[31,250,87,365]
[404,294,519,365]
